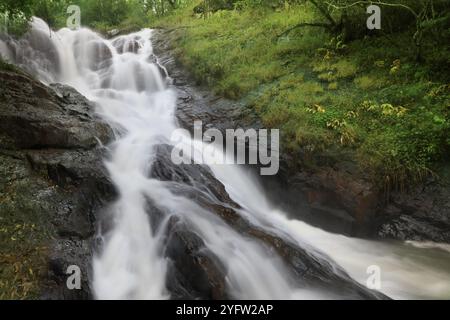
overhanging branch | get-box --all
[324,1,418,18]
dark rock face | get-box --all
[267,157,450,243]
[112,37,142,54]
[378,215,450,243]
[0,70,116,299]
[151,28,450,244]
[164,216,229,300]
[279,167,378,236]
[148,144,387,300]
[0,73,111,149]
[377,181,450,243]
[146,145,231,299]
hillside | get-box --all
[153,1,450,192]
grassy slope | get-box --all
[153,2,450,190]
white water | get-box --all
[1,18,449,300]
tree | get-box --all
[279,0,450,61]
[0,0,33,17]
[0,0,35,35]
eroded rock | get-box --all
[148,144,387,300]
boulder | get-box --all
[148,144,387,299]
[0,70,116,299]
[164,216,229,299]
[377,179,450,243]
[0,73,112,149]
[112,37,142,54]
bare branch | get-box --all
[324,1,418,18]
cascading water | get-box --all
[1,18,449,300]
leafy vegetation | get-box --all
[154,0,450,189]
[0,57,20,72]
[1,0,159,33]
[1,0,449,189]
[0,0,448,298]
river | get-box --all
[1,18,449,300]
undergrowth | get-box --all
[155,2,449,189]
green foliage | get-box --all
[155,1,450,190]
[354,75,385,90]
[0,0,449,190]
[0,58,20,72]
[0,0,163,32]
[72,0,129,28]
[0,0,33,17]
[0,0,33,35]
[31,0,68,28]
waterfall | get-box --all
[1,18,449,300]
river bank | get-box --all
[0,65,116,299]
[150,3,450,243]
[0,13,449,299]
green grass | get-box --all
[153,2,450,189]
[0,59,20,73]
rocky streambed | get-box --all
[0,66,387,299]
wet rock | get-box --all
[150,144,239,206]
[144,193,229,299]
[112,37,141,54]
[148,144,387,300]
[144,53,168,81]
[0,72,112,149]
[3,27,61,78]
[378,215,450,243]
[279,167,379,236]
[0,70,116,299]
[376,178,450,243]
[152,29,367,237]
[164,216,228,299]
[73,39,113,72]
[43,239,93,300]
